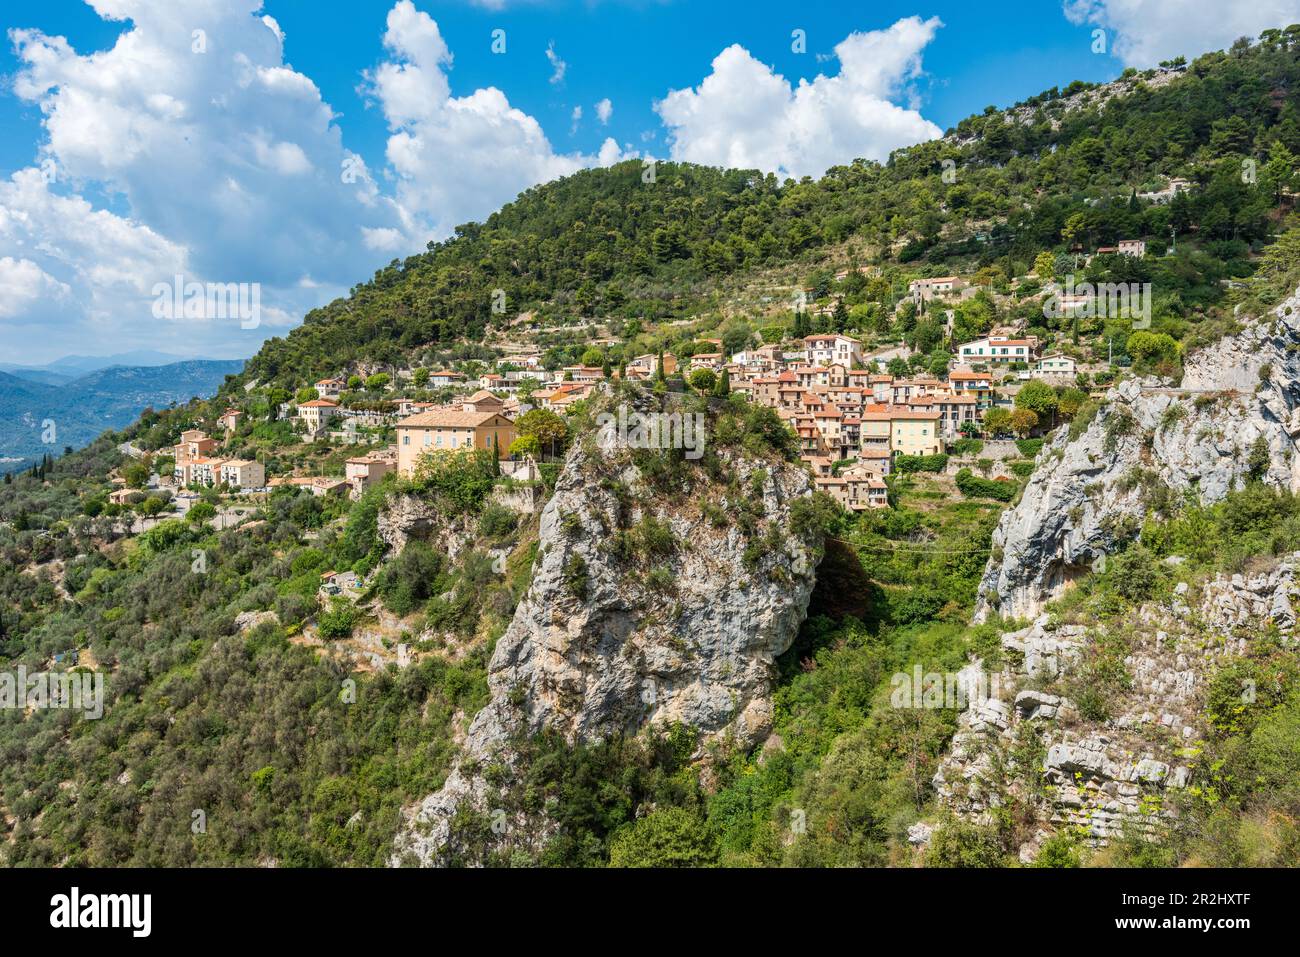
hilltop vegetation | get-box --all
[243,36,1300,390]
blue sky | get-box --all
[0,0,1121,189]
[1,0,1297,364]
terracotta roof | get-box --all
[298,399,338,408]
[397,409,512,428]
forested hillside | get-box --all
[5,32,1300,868]
[246,37,1300,387]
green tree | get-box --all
[688,368,717,393]
[123,461,150,489]
[608,808,717,867]
[515,408,569,459]
[1126,331,1179,369]
[1033,251,1056,279]
[1015,379,1059,420]
[982,407,1013,435]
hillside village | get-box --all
[108,238,1137,526]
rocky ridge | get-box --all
[933,556,1299,861]
[392,403,823,865]
[975,295,1300,622]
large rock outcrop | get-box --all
[934,556,1300,859]
[392,416,823,865]
[975,297,1300,622]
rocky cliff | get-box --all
[930,556,1299,860]
[392,405,823,865]
[975,297,1300,622]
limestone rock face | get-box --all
[974,297,1300,622]
[933,555,1300,856]
[393,433,822,866]
[378,484,541,557]
[376,493,475,558]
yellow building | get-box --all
[889,409,943,457]
[858,410,893,455]
[396,409,517,477]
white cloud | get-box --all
[1063,0,1300,67]
[597,138,630,166]
[655,16,944,179]
[5,0,406,359]
[0,254,70,319]
[571,104,583,133]
[0,167,193,355]
[367,2,633,241]
[595,97,613,124]
[545,40,566,85]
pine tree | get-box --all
[792,309,810,340]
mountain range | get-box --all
[0,359,245,473]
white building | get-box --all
[297,399,339,435]
[1036,353,1077,377]
[957,336,1037,367]
[803,334,863,369]
[219,459,265,489]
[908,276,961,306]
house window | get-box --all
[402,435,409,445]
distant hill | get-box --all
[0,359,244,473]
[0,349,211,377]
[1,368,74,387]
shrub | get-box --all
[377,541,445,616]
[894,453,948,474]
[410,447,497,513]
[563,553,589,600]
[317,599,358,640]
[923,819,1007,867]
[955,468,1017,502]
[477,501,519,540]
[609,807,718,867]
